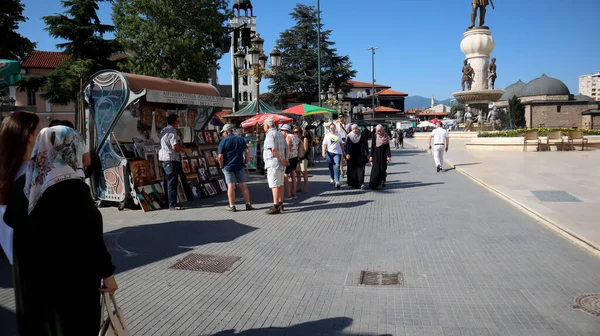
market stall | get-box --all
[83,70,232,211]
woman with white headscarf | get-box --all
[5,126,117,335]
[345,124,369,189]
[369,124,392,190]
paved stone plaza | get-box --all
[1,147,600,335]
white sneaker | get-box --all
[330,179,335,185]
[335,182,341,188]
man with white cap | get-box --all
[218,124,254,212]
[263,118,289,214]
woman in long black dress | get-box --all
[0,111,40,335]
[369,124,391,190]
[345,124,369,189]
[5,126,118,335]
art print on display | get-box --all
[204,183,217,196]
[218,179,227,192]
[191,158,199,172]
[198,168,209,181]
[177,177,187,203]
[198,157,207,169]
[211,131,220,144]
[129,160,153,186]
[137,185,163,210]
[204,151,216,166]
[211,150,218,159]
[196,131,205,144]
[144,153,159,181]
[203,131,213,144]
[184,148,195,157]
[208,166,220,176]
[182,160,191,173]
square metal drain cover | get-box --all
[360,271,404,286]
[531,190,581,202]
[169,253,241,273]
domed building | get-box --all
[496,74,600,129]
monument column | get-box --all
[460,28,495,91]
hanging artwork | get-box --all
[129,160,153,186]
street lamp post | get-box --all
[321,83,344,114]
[317,0,322,107]
[367,46,379,127]
[234,33,282,114]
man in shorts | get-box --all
[263,118,289,214]
[217,124,255,212]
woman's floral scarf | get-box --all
[24,126,85,214]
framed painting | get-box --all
[191,158,199,172]
[129,160,153,186]
[208,166,220,177]
[204,182,217,196]
[198,167,209,181]
[144,153,159,181]
[218,179,227,192]
[196,131,205,145]
[203,131,213,144]
[177,177,187,203]
[182,159,191,173]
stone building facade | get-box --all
[497,74,600,129]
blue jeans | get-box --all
[161,161,182,207]
[326,152,341,182]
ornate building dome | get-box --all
[499,80,526,101]
[518,74,570,97]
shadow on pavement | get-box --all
[374,181,445,192]
[211,317,391,336]
[286,200,374,213]
[104,220,257,274]
[0,257,12,288]
[0,305,16,336]
[453,162,481,167]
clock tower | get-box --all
[230,0,257,110]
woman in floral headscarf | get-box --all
[5,126,117,335]
[369,124,392,190]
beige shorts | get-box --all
[267,167,285,188]
[296,159,308,172]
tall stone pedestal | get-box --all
[453,27,504,120]
[460,28,494,90]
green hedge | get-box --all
[478,128,600,138]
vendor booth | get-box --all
[83,70,231,211]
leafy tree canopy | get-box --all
[268,4,356,104]
[112,0,232,82]
[43,0,119,62]
[21,0,120,104]
[0,0,36,60]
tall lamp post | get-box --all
[317,0,322,106]
[234,33,282,114]
[367,46,379,127]
[321,83,344,113]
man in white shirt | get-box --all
[428,121,449,172]
[159,114,186,210]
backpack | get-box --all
[297,136,306,160]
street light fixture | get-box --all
[235,33,283,113]
[322,83,345,114]
[367,46,379,127]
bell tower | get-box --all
[230,0,257,109]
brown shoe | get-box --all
[265,205,280,215]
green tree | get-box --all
[43,0,118,62]
[0,0,36,61]
[20,0,119,104]
[112,0,232,82]
[268,4,357,104]
[508,95,526,128]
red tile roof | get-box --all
[362,106,403,114]
[405,108,424,114]
[371,89,408,97]
[21,51,70,69]
[347,80,391,89]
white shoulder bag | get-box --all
[99,293,131,336]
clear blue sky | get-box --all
[19,0,600,100]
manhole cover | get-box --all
[359,271,404,286]
[573,294,600,317]
[531,190,581,202]
[169,253,241,273]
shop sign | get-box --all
[146,89,232,107]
